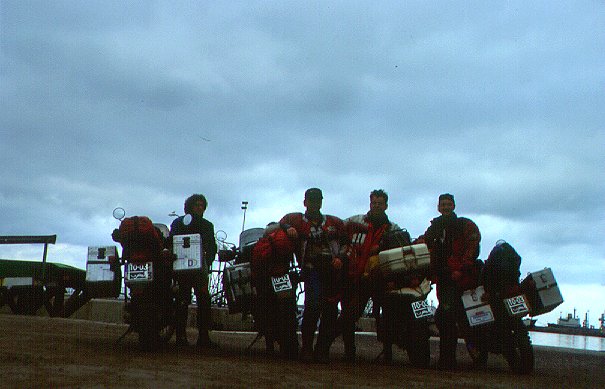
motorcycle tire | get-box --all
[406,336,430,368]
[404,324,431,368]
[503,321,534,374]
[136,304,162,351]
[10,287,44,315]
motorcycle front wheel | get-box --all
[503,320,534,374]
[137,304,161,351]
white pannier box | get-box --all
[378,243,431,277]
[223,262,253,314]
[461,286,495,326]
[521,267,563,316]
[173,234,203,273]
[85,246,121,298]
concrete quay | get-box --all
[1,297,378,332]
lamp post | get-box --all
[241,201,249,232]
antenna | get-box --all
[241,201,249,232]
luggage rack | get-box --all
[0,235,90,317]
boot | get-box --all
[196,329,216,348]
[313,340,330,364]
[175,329,189,347]
[343,344,356,363]
[196,293,216,348]
[437,340,458,370]
[382,344,393,365]
[299,332,315,363]
[265,336,275,356]
[175,304,189,346]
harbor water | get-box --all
[529,331,605,352]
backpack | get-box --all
[482,240,522,294]
[118,216,164,262]
[251,228,294,279]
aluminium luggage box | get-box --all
[85,246,121,298]
[461,286,495,326]
[521,267,563,316]
[173,234,203,273]
[237,228,264,264]
[223,262,254,314]
[378,243,431,278]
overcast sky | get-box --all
[1,1,603,326]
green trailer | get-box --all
[0,235,91,317]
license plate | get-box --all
[271,274,293,294]
[411,300,433,319]
[504,294,530,317]
[125,262,153,282]
[467,307,495,326]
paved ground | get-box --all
[1,313,603,388]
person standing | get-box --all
[279,188,349,363]
[424,193,481,369]
[170,194,218,347]
[333,189,410,362]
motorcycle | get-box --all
[111,208,176,351]
[466,241,534,374]
[372,231,433,367]
[221,225,300,359]
[376,277,433,367]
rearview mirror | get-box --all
[113,207,126,221]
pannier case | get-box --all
[173,234,203,273]
[378,243,430,277]
[85,246,121,298]
[462,286,495,326]
[520,267,563,316]
[238,228,264,263]
[223,262,254,314]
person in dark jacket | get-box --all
[170,194,218,347]
[424,193,481,370]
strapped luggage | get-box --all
[378,243,430,278]
[223,262,254,314]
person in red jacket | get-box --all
[333,189,410,362]
[279,188,349,363]
[424,193,481,370]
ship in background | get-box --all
[528,308,605,338]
